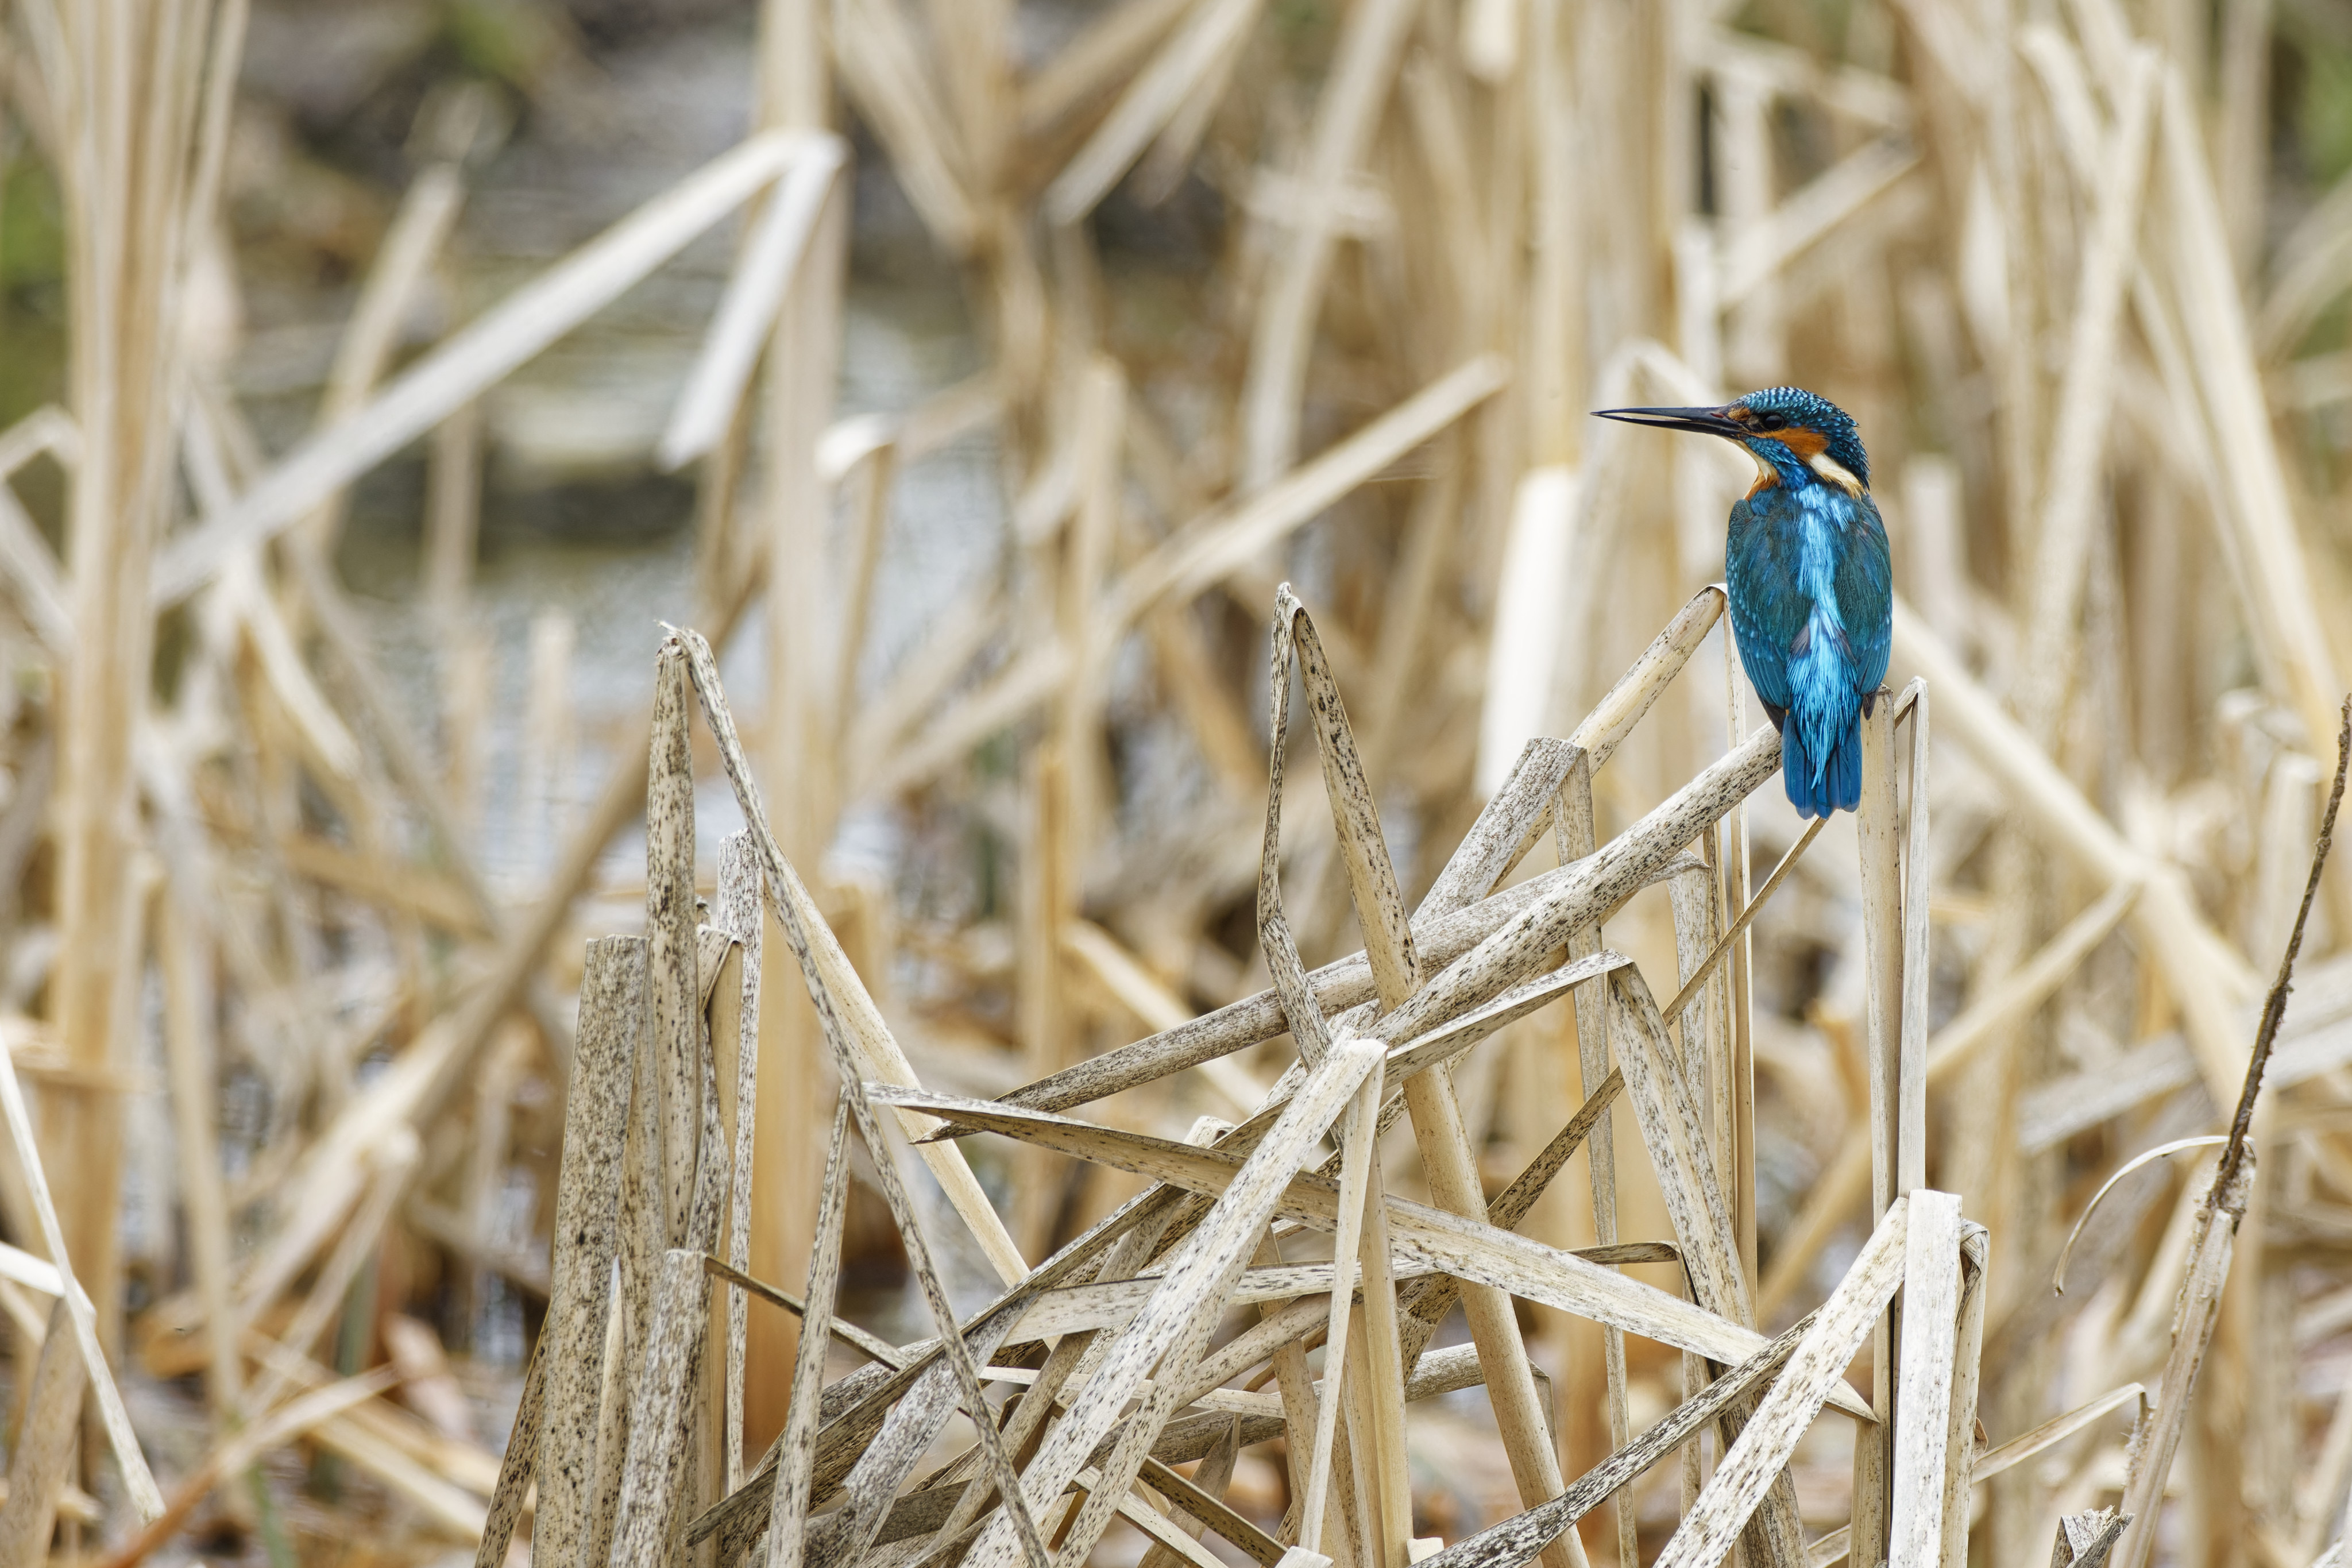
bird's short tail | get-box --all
[1782,715,1864,819]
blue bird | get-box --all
[1593,388,1892,818]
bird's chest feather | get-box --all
[1728,485,1866,620]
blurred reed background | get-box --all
[0,0,2350,1563]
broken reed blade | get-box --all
[1652,1198,1912,1568]
[867,1080,1873,1417]
[1001,725,1778,1117]
[956,1034,1383,1568]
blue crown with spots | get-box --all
[1739,387,1870,488]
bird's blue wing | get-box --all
[1724,491,1807,715]
[1836,493,1894,696]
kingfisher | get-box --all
[1592,388,1892,818]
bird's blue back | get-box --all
[1726,474,1892,817]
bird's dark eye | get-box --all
[1758,412,1787,431]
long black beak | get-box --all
[1592,404,1748,439]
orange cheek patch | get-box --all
[1770,427,1829,459]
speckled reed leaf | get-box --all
[605,925,736,1568]
[605,1248,717,1568]
[672,625,1055,1568]
[1887,1190,1965,1567]
[762,1094,851,1568]
[1362,723,1779,1052]
[469,1340,543,1568]
[1003,609,1758,1118]
[1412,1306,1817,1568]
[689,1184,1177,1556]
[1395,1067,1626,1371]
[1293,1055,1383,1554]
[867,1081,1871,1412]
[0,1300,89,1563]
[716,833,765,1491]
[1552,745,1635,1568]
[957,1034,1383,1568]
[1605,968,1751,1326]
[1256,589,1336,1064]
[1652,1198,1911,1568]
[535,936,643,1568]
[646,644,702,1253]
[1273,587,1418,1012]
[1011,1257,1438,1342]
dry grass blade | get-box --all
[1968,1384,2146,1485]
[1664,816,1824,1022]
[868,1082,1872,1411]
[101,1370,399,1568]
[1258,594,1335,1062]
[647,646,703,1253]
[1416,1310,1820,1568]
[2052,1136,2227,1294]
[608,1248,722,1567]
[1368,724,1781,1049]
[0,1025,163,1518]
[1654,1198,1911,1568]
[1887,1190,1964,1567]
[0,1298,84,1562]
[660,137,848,469]
[470,1341,545,1568]
[1551,748,1634,1568]
[1605,968,1749,1324]
[1297,1058,1381,1555]
[765,1096,854,1568]
[2115,696,2352,1568]
[1609,965,1805,1568]
[670,628,1056,1568]
[534,937,642,1568]
[672,625,1030,1284]
[717,836,765,1491]
[1276,587,1418,1011]
[153,131,812,605]
[965,1035,1383,1568]
[1851,700,1903,1568]
[1275,585,1579,1568]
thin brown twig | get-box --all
[2218,693,2352,1202]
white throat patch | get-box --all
[1808,451,1866,497]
